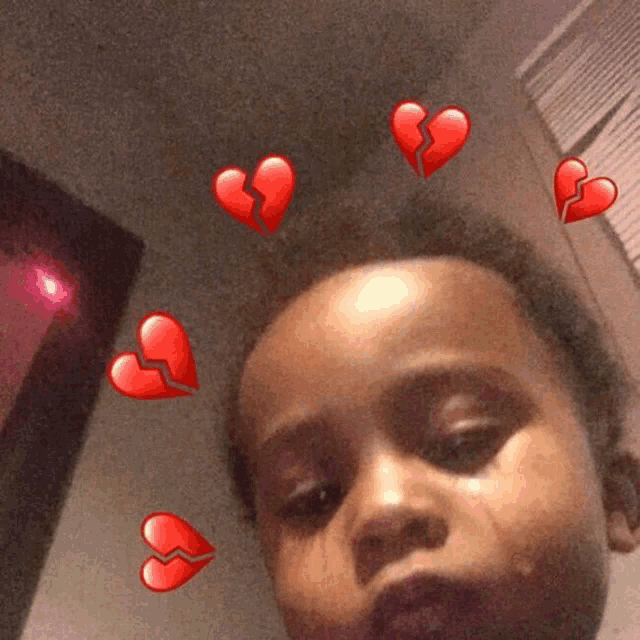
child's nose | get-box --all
[349,449,450,585]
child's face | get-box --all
[238,258,617,640]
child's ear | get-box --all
[603,452,640,553]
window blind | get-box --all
[517,0,640,270]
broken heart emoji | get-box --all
[554,157,618,223]
[213,155,295,234]
[140,512,216,592]
[141,555,212,593]
[390,101,428,175]
[108,311,198,399]
[390,102,471,178]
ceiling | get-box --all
[2,0,499,241]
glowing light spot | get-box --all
[34,268,68,305]
[43,276,57,295]
[336,271,431,328]
[353,275,411,313]
[382,491,402,505]
[467,479,482,492]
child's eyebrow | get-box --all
[382,363,537,408]
[255,364,539,468]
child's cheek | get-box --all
[455,427,608,572]
[269,532,366,632]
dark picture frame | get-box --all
[0,150,145,639]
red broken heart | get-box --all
[140,556,213,593]
[390,102,471,178]
[554,157,618,223]
[108,312,198,399]
[390,101,429,175]
[140,512,215,592]
[212,155,295,234]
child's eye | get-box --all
[278,481,344,523]
[275,421,507,523]
[426,421,507,472]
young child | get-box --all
[221,193,640,640]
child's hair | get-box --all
[220,193,636,528]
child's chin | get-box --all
[376,602,449,639]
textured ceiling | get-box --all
[2,0,499,208]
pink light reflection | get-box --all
[6,251,78,322]
[35,268,67,304]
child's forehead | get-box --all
[272,257,519,331]
[238,257,564,439]
[315,256,511,290]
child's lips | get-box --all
[369,571,477,638]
